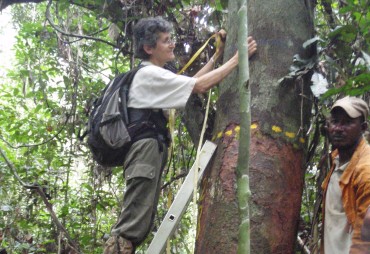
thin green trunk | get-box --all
[236,1,251,254]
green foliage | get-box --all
[0,2,124,253]
[314,0,370,99]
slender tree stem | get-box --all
[236,1,251,253]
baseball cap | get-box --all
[331,96,369,120]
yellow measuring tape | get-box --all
[166,32,223,254]
[177,33,219,75]
[168,32,223,153]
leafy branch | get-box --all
[45,0,118,48]
[0,146,79,252]
[0,114,70,149]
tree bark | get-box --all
[196,0,315,253]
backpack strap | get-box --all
[118,66,143,123]
[128,108,171,146]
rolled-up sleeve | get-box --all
[128,65,196,109]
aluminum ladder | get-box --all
[146,140,217,254]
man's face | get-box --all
[328,107,366,150]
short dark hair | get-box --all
[133,17,173,60]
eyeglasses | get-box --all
[162,37,176,45]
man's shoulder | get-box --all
[136,64,173,77]
[355,141,370,173]
[359,140,370,157]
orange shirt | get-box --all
[322,138,370,253]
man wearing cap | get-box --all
[321,96,370,253]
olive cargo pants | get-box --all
[111,138,168,246]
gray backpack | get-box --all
[86,67,169,167]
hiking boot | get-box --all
[103,235,133,254]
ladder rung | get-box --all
[146,140,217,254]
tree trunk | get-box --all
[3,0,315,252]
[196,1,315,253]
